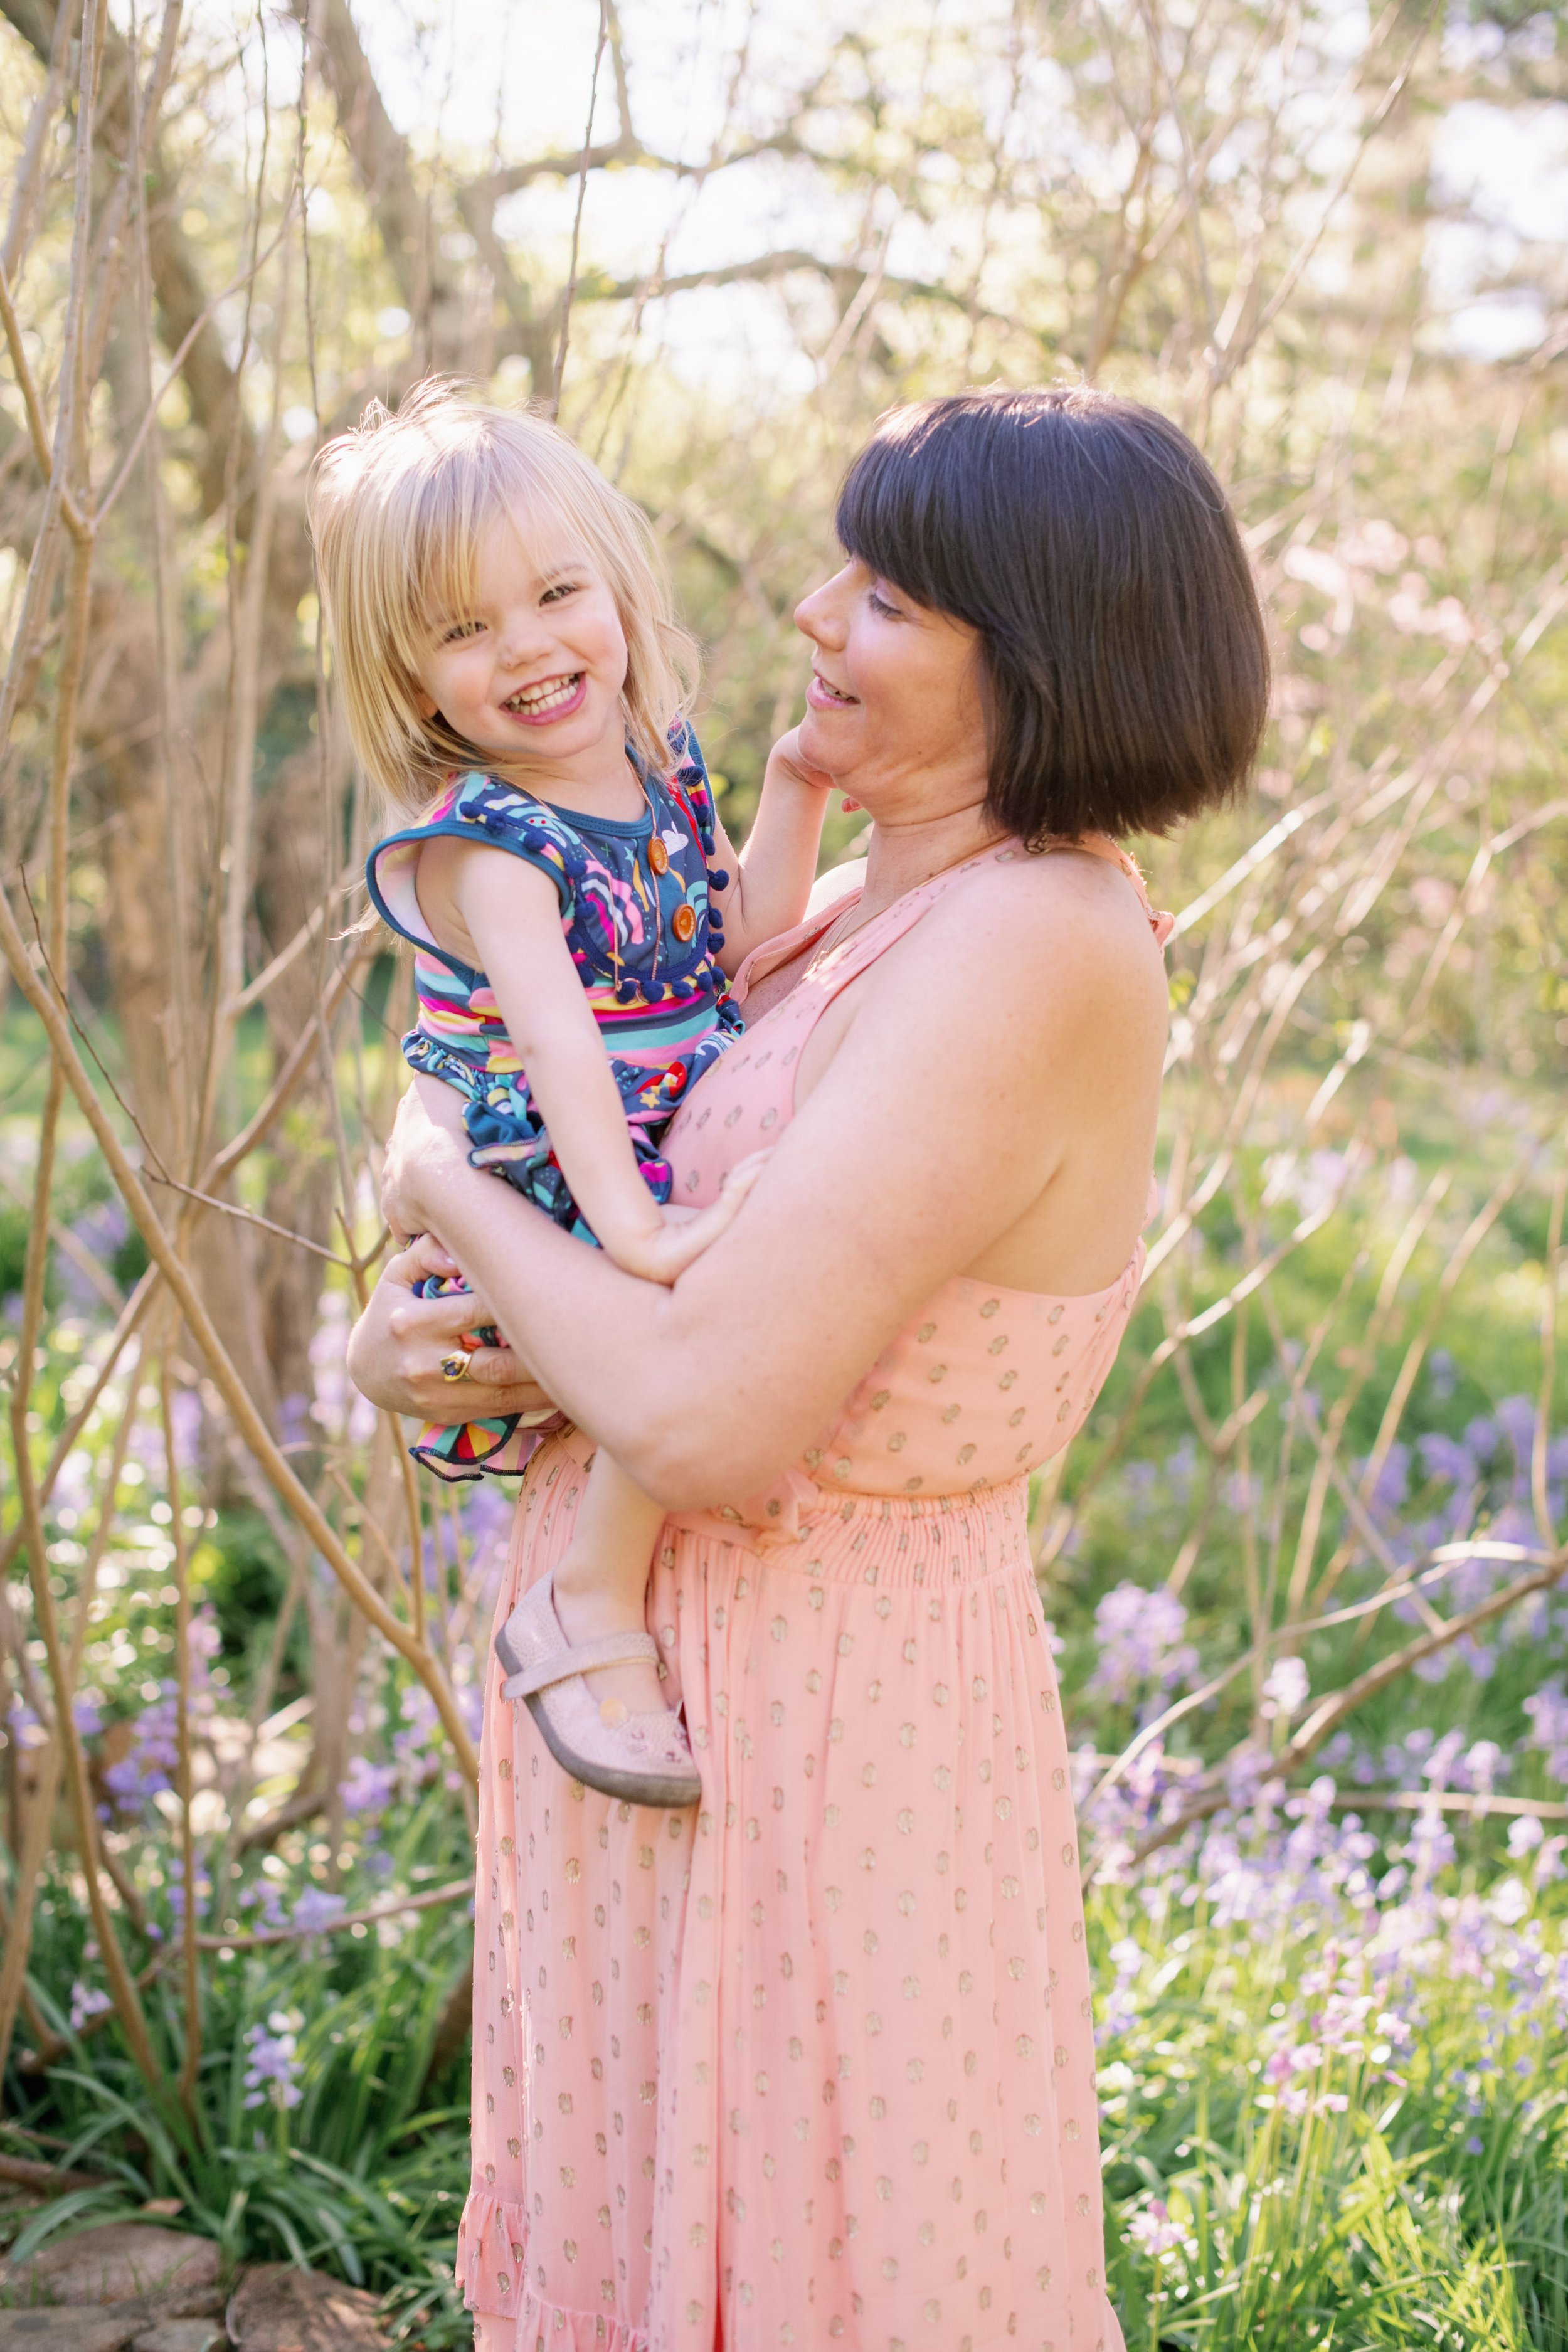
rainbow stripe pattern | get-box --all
[366,722,741,1479]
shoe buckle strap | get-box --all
[502,1628,659,1702]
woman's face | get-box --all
[794,558,990,822]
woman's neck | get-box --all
[855,794,1007,919]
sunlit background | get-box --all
[3,0,1568,2341]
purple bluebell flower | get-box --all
[243,2015,304,2109]
[1126,2201,1187,2257]
[70,1983,112,2032]
[1525,1684,1568,1783]
[292,1888,346,1935]
[340,1756,399,1818]
[1495,1396,1537,1483]
[1088,1582,1199,1710]
[1369,1443,1411,1515]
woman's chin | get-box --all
[798,709,855,776]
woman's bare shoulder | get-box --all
[896,843,1167,998]
[806,854,868,916]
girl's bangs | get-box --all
[490,440,625,589]
[398,437,612,659]
[398,464,487,660]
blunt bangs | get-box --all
[835,388,1270,844]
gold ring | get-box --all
[439,1351,470,1383]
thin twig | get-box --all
[196,1873,475,1951]
[551,0,610,414]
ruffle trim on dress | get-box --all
[456,2191,649,2348]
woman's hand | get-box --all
[346,1232,558,1423]
[381,1076,470,1242]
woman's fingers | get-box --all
[460,1347,551,1406]
[387,1288,499,1352]
[410,1372,554,1419]
[379,1273,541,1389]
[384,1231,462,1288]
[353,1094,558,1419]
[381,1078,468,1236]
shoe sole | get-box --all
[495,1621,701,1811]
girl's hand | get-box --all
[765,724,835,797]
[606,1152,771,1285]
[346,1232,557,1422]
[381,1078,470,1242]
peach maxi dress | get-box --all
[458,840,1171,2351]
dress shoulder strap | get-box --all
[659,718,719,860]
[733,832,1173,1011]
[1041,832,1175,945]
[803,833,1173,1005]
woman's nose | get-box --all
[795,575,847,647]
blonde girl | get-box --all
[310,381,829,1806]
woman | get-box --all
[349,386,1268,2351]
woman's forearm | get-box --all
[413,1156,744,1505]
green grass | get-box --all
[8,1814,1567,2349]
[4,1891,474,2346]
[1093,1840,1568,2351]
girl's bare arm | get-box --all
[429,841,754,1283]
[709,727,834,973]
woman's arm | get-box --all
[385,853,1168,1509]
[345,1232,558,1421]
[710,727,834,973]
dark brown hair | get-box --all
[835,387,1270,842]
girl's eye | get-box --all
[541,580,580,605]
[443,618,484,643]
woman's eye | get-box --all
[869,590,901,618]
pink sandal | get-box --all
[494,1575,701,1809]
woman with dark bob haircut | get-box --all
[349,386,1268,2351]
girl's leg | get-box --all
[548,1449,670,1719]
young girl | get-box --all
[310,382,830,1808]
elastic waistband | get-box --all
[676,1471,1037,1590]
[524,1435,1037,1589]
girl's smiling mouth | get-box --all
[503,671,588,721]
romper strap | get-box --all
[365,772,583,978]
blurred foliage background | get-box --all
[5,0,1568,2341]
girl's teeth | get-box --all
[509,675,580,714]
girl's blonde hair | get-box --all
[309,379,697,818]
